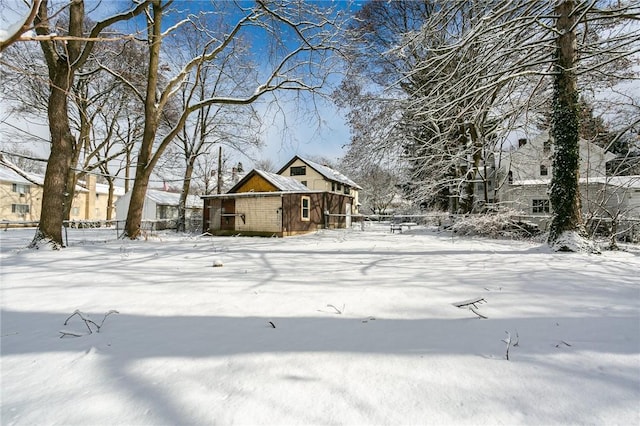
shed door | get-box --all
[209,207,221,231]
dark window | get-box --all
[301,181,307,186]
[290,166,306,176]
[508,171,513,184]
[540,164,548,176]
[532,199,550,214]
[12,183,30,194]
[543,140,551,154]
[11,204,30,214]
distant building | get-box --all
[0,163,123,224]
[114,188,202,229]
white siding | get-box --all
[236,196,282,233]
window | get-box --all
[532,199,550,214]
[508,171,513,184]
[540,164,548,176]
[11,204,29,214]
[301,196,310,221]
[543,140,551,154]
[290,166,306,176]
[12,183,30,194]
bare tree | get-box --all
[1,0,151,248]
[0,0,41,52]
[160,13,262,232]
[2,16,148,227]
[122,0,344,238]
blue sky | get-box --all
[0,0,360,171]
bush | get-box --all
[449,210,541,239]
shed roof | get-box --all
[225,169,311,194]
[146,189,202,208]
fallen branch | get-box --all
[453,297,488,319]
[502,331,512,360]
[327,304,344,314]
[62,309,119,336]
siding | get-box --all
[284,159,331,192]
[0,181,42,221]
[235,174,278,193]
[236,196,282,233]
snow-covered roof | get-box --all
[0,164,43,185]
[146,189,202,209]
[512,176,640,189]
[255,169,311,192]
[297,157,362,189]
[511,179,549,186]
[583,176,640,189]
[95,183,126,197]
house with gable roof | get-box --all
[497,131,639,230]
[202,162,359,237]
[277,156,362,214]
[1,162,124,224]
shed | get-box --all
[202,169,355,236]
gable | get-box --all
[228,169,309,193]
[234,173,279,193]
[277,156,361,190]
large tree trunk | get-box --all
[548,0,588,250]
[29,66,76,248]
[29,0,85,248]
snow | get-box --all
[254,169,311,192]
[1,225,639,425]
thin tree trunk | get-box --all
[106,178,115,221]
[177,156,195,232]
[123,0,162,239]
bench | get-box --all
[390,222,418,233]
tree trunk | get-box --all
[177,157,195,233]
[548,0,586,248]
[29,68,75,248]
[105,177,114,222]
[123,0,162,239]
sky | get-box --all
[0,0,358,176]
[1,224,639,424]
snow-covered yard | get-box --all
[1,225,639,425]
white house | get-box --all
[497,131,639,229]
[115,189,202,229]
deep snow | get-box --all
[1,225,639,425]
